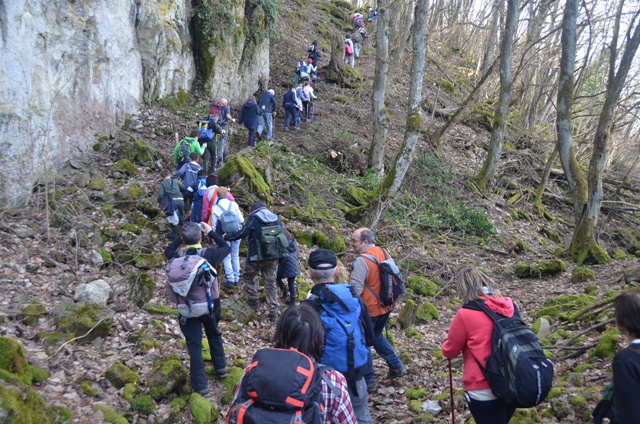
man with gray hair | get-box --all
[164,222,231,395]
[350,227,407,392]
[218,98,236,166]
[302,249,375,424]
[258,89,277,141]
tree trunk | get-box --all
[475,0,520,191]
[534,145,558,219]
[478,0,501,77]
[365,0,429,229]
[327,33,346,84]
[368,0,391,174]
[571,2,640,263]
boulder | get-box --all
[127,273,156,307]
[105,360,141,389]
[147,355,188,400]
[221,297,256,325]
[55,303,114,342]
[74,279,111,306]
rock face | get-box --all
[1,0,270,206]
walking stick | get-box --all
[448,359,455,424]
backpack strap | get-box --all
[318,365,341,397]
[359,252,389,305]
[319,285,350,312]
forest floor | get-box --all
[2,0,640,423]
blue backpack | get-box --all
[316,284,368,394]
[198,121,214,142]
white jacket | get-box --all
[211,197,244,232]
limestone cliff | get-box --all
[0,0,272,206]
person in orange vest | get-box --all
[350,228,407,392]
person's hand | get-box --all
[273,112,276,117]
[232,118,236,123]
[221,130,226,134]
[201,222,212,233]
[440,331,448,343]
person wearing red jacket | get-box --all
[440,268,517,424]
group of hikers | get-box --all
[153,10,639,422]
[345,9,374,68]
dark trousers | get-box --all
[247,128,256,146]
[285,105,298,128]
[179,305,226,392]
[202,143,217,175]
[466,395,516,424]
[276,276,296,298]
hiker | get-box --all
[211,186,244,289]
[352,11,365,31]
[302,81,317,122]
[238,95,262,147]
[350,227,407,392]
[201,177,235,226]
[295,81,305,124]
[308,40,322,68]
[276,229,300,304]
[351,30,363,58]
[283,85,300,131]
[173,152,203,201]
[224,201,286,322]
[227,304,357,423]
[257,89,277,141]
[299,60,310,82]
[199,120,225,175]
[187,170,208,223]
[157,169,185,239]
[211,98,236,166]
[164,222,231,395]
[344,35,355,69]
[307,58,318,82]
[440,268,517,424]
[302,249,375,424]
[367,7,378,22]
[611,288,640,422]
[173,131,205,171]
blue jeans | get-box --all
[364,312,403,384]
[350,378,373,424]
[223,239,241,284]
[264,113,273,139]
[179,305,226,392]
[466,395,516,424]
[247,128,256,146]
[284,106,298,128]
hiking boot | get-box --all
[216,368,228,379]
[281,288,290,299]
[195,387,210,396]
[222,282,235,290]
[248,300,259,310]
[388,365,408,379]
[269,312,278,323]
[285,127,289,132]
[367,381,378,393]
[285,296,297,305]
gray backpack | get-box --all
[166,254,217,318]
[218,201,242,234]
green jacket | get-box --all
[173,137,206,163]
[157,178,185,203]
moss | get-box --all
[416,302,439,323]
[88,178,106,190]
[405,387,428,400]
[574,240,611,264]
[591,328,620,359]
[101,204,114,217]
[614,249,627,260]
[540,259,566,273]
[148,355,188,400]
[515,259,566,277]
[170,396,187,410]
[92,404,129,424]
[112,159,138,177]
[537,306,559,318]
[105,360,141,389]
[53,405,73,421]
[407,276,438,297]
[132,252,164,270]
[127,272,156,306]
[408,399,423,413]
[0,381,59,424]
[145,305,176,315]
[571,266,596,283]
[569,394,587,408]
[510,408,541,423]
[114,183,144,210]
[218,156,273,204]
[0,336,49,386]
[123,383,156,415]
[585,284,597,294]
[55,302,114,342]
[342,186,370,206]
[99,248,113,266]
[406,327,423,339]
[313,231,347,253]
[21,302,46,326]
[291,229,314,247]
[539,226,563,243]
[188,393,220,424]
[221,367,245,404]
[80,380,98,397]
[35,331,65,346]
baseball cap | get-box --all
[308,249,337,270]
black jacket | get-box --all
[225,206,282,262]
[164,231,230,267]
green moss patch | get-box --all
[105,360,141,389]
[55,303,114,343]
[123,383,156,415]
[515,259,566,277]
[0,336,49,386]
[92,404,129,424]
[571,266,596,283]
[148,354,188,400]
[416,302,439,323]
[144,305,176,315]
[405,387,428,400]
[80,380,98,397]
[218,155,273,204]
[591,328,620,359]
[221,367,245,405]
[188,393,220,424]
[407,276,438,297]
[20,302,46,326]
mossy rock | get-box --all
[511,407,541,423]
[20,302,46,326]
[218,155,273,204]
[398,298,418,329]
[407,276,438,297]
[189,393,220,424]
[405,387,428,400]
[110,158,138,178]
[591,328,620,359]
[0,336,49,386]
[121,139,161,165]
[88,178,106,190]
[122,383,156,415]
[145,305,176,315]
[105,360,141,389]
[571,266,596,283]
[344,205,366,223]
[613,249,627,260]
[312,230,347,253]
[132,252,162,269]
[147,354,188,401]
[515,259,566,277]
[55,303,114,343]
[416,302,439,323]
[35,331,65,346]
[221,297,256,324]
[406,327,422,339]
[80,380,98,397]
[408,399,423,413]
[92,404,128,424]
[291,229,314,247]
[127,272,156,306]
[0,378,68,424]
[127,328,161,352]
[342,186,370,206]
[573,240,611,265]
[114,182,144,210]
[221,367,245,405]
[413,412,434,423]
[539,226,563,243]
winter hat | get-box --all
[308,249,338,270]
[307,58,313,63]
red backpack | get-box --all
[209,102,223,123]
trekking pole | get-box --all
[448,359,455,424]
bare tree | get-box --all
[478,0,502,77]
[365,0,430,229]
[476,0,521,191]
[368,0,391,174]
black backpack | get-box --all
[462,300,554,408]
[177,138,193,162]
[257,223,288,261]
[226,348,336,424]
[160,180,177,215]
[360,249,406,307]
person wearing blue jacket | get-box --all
[257,89,277,141]
[276,230,300,304]
[282,85,299,131]
[238,96,262,147]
